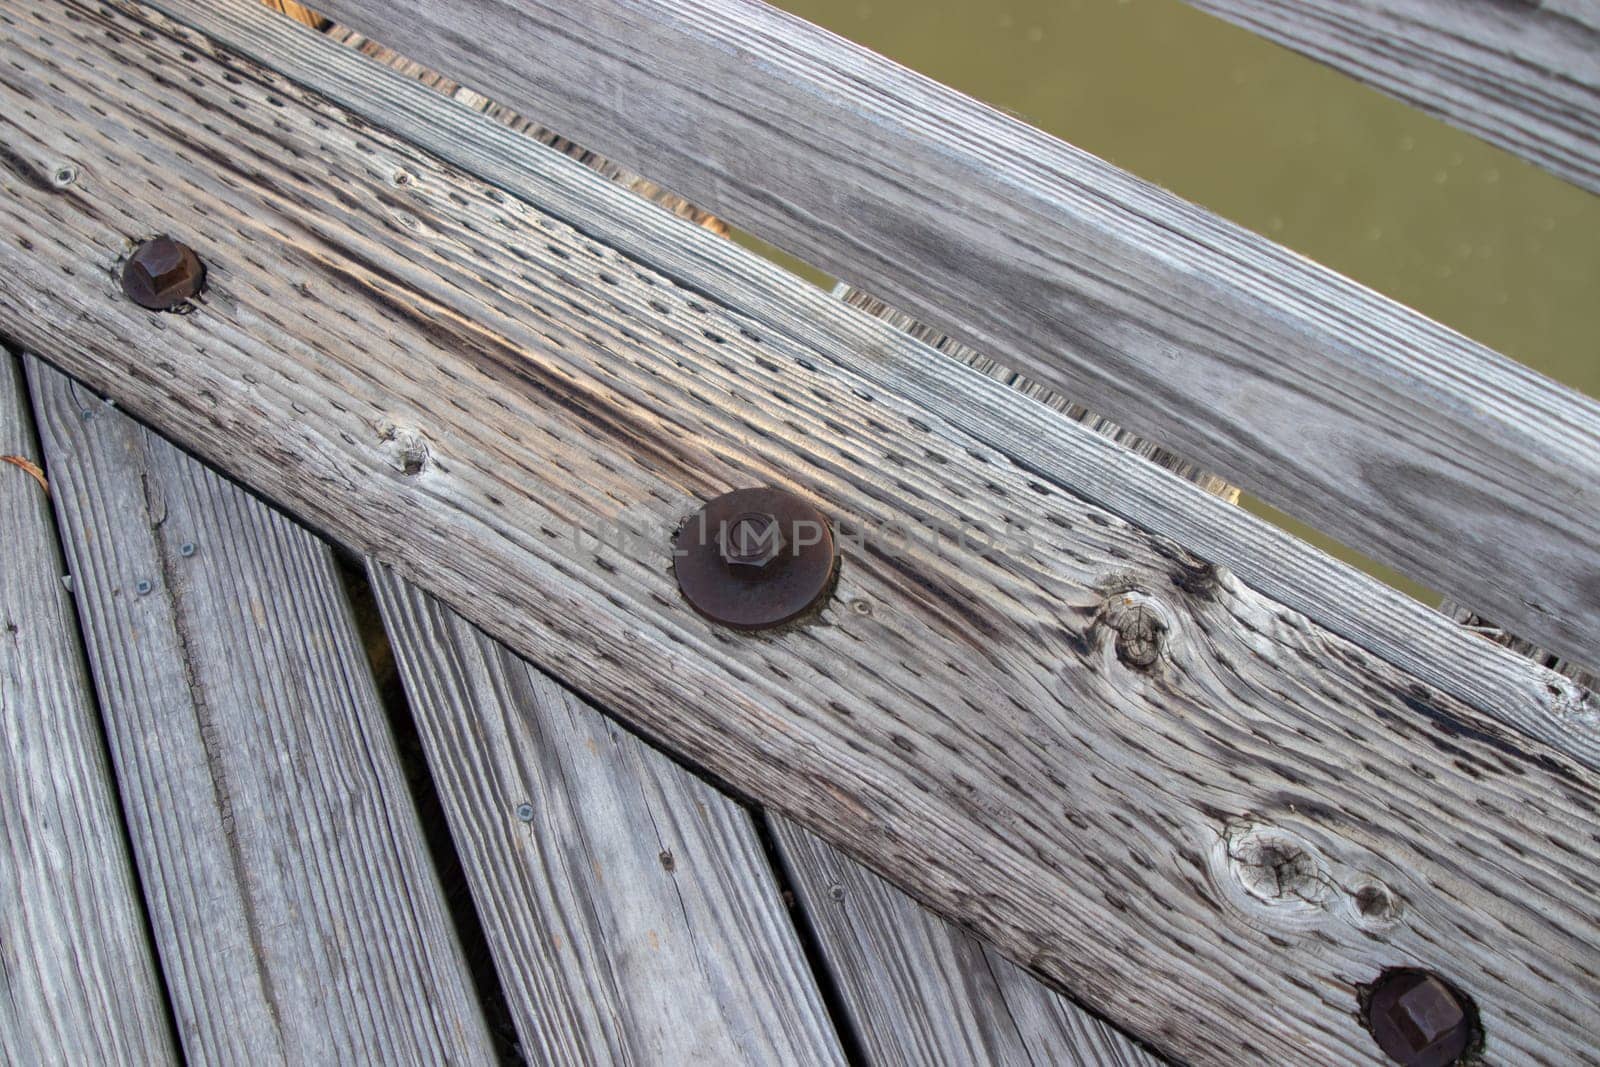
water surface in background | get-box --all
[765,0,1600,602]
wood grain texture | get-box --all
[24,358,495,1065]
[834,286,1239,503]
[340,50,1161,1062]
[0,353,177,1066]
[770,816,1163,1067]
[152,0,1596,790]
[2,3,1599,1062]
[369,567,846,1065]
[1182,0,1600,193]
[289,0,1600,669]
[321,24,730,239]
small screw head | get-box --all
[514,803,534,822]
[719,511,786,571]
[135,579,152,596]
[122,236,205,311]
[1363,969,1474,1067]
[179,542,197,557]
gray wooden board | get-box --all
[148,0,1596,774]
[769,816,1163,1067]
[1182,0,1600,194]
[3,4,1600,1063]
[293,0,1600,670]
[339,46,1163,1064]
[25,358,495,1064]
[0,352,177,1066]
[368,566,846,1065]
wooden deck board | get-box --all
[0,352,177,1066]
[3,4,1599,1062]
[771,816,1162,1067]
[25,358,495,1064]
[368,567,848,1065]
[296,0,1600,669]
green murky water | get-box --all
[761,0,1600,603]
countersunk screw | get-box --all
[135,579,152,596]
[514,803,534,822]
[179,542,197,557]
[719,511,786,572]
[122,236,205,311]
[1362,969,1475,1067]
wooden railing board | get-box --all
[25,358,496,1064]
[770,816,1164,1067]
[4,3,1600,1062]
[1182,0,1600,194]
[291,0,1600,669]
[369,567,848,1065]
[0,353,178,1066]
[156,0,1594,778]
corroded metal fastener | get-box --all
[673,487,837,630]
[121,236,205,310]
[1362,969,1474,1067]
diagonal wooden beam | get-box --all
[296,0,1600,668]
[1181,0,1600,195]
[1,2,1597,1062]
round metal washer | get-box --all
[673,486,837,631]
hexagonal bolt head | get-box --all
[1365,970,1473,1067]
[122,236,205,311]
[719,512,787,572]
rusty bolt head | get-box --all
[1363,969,1474,1067]
[720,511,786,571]
[122,236,205,311]
[674,487,837,631]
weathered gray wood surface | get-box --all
[293,0,1600,670]
[0,353,177,1066]
[1183,0,1600,194]
[25,358,495,1064]
[369,567,846,1065]
[834,287,1238,503]
[3,3,1599,1062]
[770,817,1162,1067]
[157,0,1594,792]
[1441,599,1598,693]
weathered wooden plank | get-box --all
[770,817,1162,1067]
[1182,0,1600,194]
[833,286,1239,503]
[287,0,1600,669]
[25,358,495,1064]
[345,53,1167,1061]
[368,567,847,1065]
[1441,599,1598,694]
[157,0,1594,791]
[2,4,1598,1063]
[0,352,177,1066]
[321,24,731,240]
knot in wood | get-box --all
[377,421,430,476]
[1221,824,1329,910]
[1110,602,1166,669]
